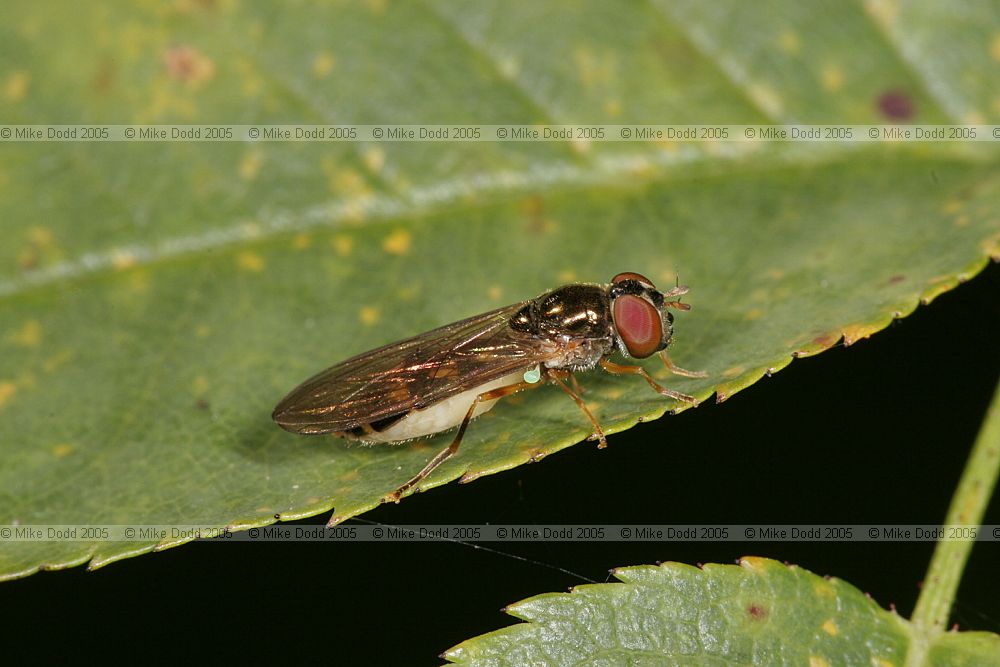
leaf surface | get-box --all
[1,1,998,578]
[445,559,1000,666]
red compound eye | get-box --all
[611,272,655,288]
[613,294,662,358]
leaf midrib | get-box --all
[2,143,985,302]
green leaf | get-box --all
[1,1,999,578]
[443,558,1000,666]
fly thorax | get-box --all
[544,337,613,371]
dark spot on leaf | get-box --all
[877,90,915,120]
[92,59,116,94]
[195,398,210,411]
[273,513,280,520]
[812,334,836,348]
[747,604,768,620]
[888,274,906,285]
[521,195,548,234]
[163,45,215,86]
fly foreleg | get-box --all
[600,358,700,405]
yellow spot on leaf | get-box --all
[821,65,844,92]
[382,229,412,256]
[240,150,263,181]
[237,251,265,272]
[292,233,312,250]
[864,0,899,27]
[982,230,1000,259]
[809,657,830,667]
[603,387,624,400]
[5,70,30,102]
[112,248,137,270]
[365,0,387,15]
[954,214,970,227]
[991,33,1000,62]
[557,269,577,283]
[571,136,592,155]
[744,308,764,321]
[195,324,211,338]
[398,285,418,301]
[53,443,74,458]
[238,58,263,97]
[43,350,74,373]
[9,319,42,348]
[842,322,879,345]
[655,141,679,155]
[876,660,895,667]
[575,48,615,87]
[313,51,336,78]
[363,147,385,174]
[488,285,503,300]
[604,98,621,117]
[498,55,520,79]
[341,197,372,223]
[722,366,745,378]
[28,226,54,247]
[359,306,380,325]
[0,381,16,407]
[324,162,371,200]
[778,30,801,54]
[748,84,784,118]
[333,234,354,257]
[941,199,963,214]
[963,110,986,125]
[193,376,209,394]
[821,619,838,635]
[813,580,836,598]
[124,270,148,294]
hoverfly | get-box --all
[273,272,705,502]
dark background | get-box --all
[7,261,999,664]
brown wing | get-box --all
[272,302,551,434]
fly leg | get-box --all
[658,350,708,378]
[385,378,542,503]
[547,369,608,449]
[600,358,700,405]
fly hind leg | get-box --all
[385,378,542,503]
[548,369,608,449]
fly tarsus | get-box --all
[600,358,699,405]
